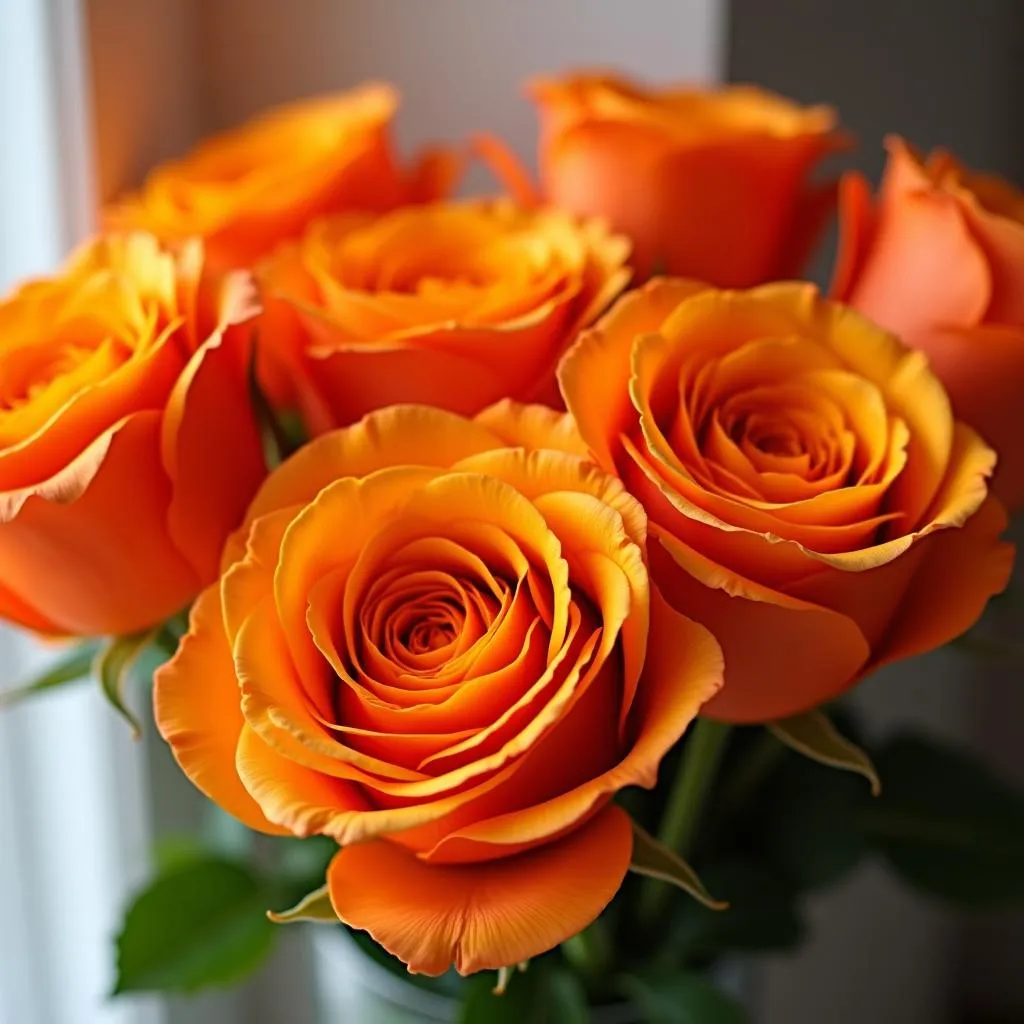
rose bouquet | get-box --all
[3,71,1023,1022]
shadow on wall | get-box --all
[729,3,1024,1023]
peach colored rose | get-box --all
[530,72,845,285]
[257,199,629,429]
[835,136,1024,509]
[155,401,723,974]
[106,86,453,272]
[560,279,1013,723]
[0,234,266,636]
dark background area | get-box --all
[731,4,1024,1021]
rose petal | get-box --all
[831,171,877,300]
[418,587,721,863]
[957,184,1024,326]
[162,276,265,579]
[559,277,708,471]
[652,529,871,723]
[241,405,501,527]
[873,493,1013,669]
[0,412,198,634]
[154,584,287,834]
[274,467,436,689]
[903,324,1024,510]
[847,139,991,336]
[327,803,633,976]
[235,722,369,839]
[474,399,589,457]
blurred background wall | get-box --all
[79,2,1024,1022]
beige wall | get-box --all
[88,0,203,200]
[195,0,724,180]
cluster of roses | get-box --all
[0,73,1017,977]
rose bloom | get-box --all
[154,402,723,974]
[530,71,845,286]
[834,137,1024,510]
[106,85,449,271]
[560,279,1014,724]
[0,234,266,636]
[257,199,629,429]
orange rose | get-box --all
[560,280,1013,724]
[257,199,629,429]
[106,86,448,271]
[834,137,1024,510]
[0,234,266,636]
[529,72,845,286]
[154,402,723,974]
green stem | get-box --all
[714,728,786,824]
[657,718,732,860]
[637,718,731,925]
[152,609,190,661]
[152,625,181,661]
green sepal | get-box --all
[95,629,158,738]
[629,817,726,910]
[267,883,338,924]
[770,709,880,795]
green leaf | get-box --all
[629,818,726,910]
[153,833,207,874]
[267,883,337,924]
[114,857,276,994]
[662,859,804,962]
[770,711,880,795]
[0,641,99,708]
[543,967,589,1024]
[865,735,1024,907]
[459,964,588,1024]
[95,630,158,738]
[618,970,750,1024]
